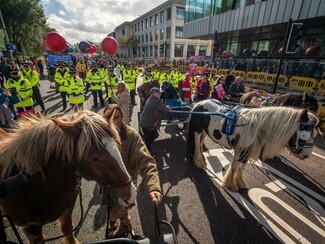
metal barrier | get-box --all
[289,76,317,91]
[317,79,325,95]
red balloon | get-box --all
[305,46,319,56]
[45,32,67,53]
[89,44,97,54]
[101,37,119,55]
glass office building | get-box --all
[184,0,325,58]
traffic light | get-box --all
[160,43,164,53]
[213,31,220,53]
[286,23,303,53]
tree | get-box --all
[0,0,53,56]
[118,35,139,58]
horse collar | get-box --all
[221,106,242,147]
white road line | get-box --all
[312,152,325,160]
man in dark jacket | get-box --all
[140,87,169,155]
[137,79,160,111]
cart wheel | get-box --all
[176,122,187,131]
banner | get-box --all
[48,54,72,67]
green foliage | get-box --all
[0,0,54,56]
[118,35,140,57]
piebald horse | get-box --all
[0,110,136,243]
[187,100,319,192]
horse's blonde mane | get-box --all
[234,106,303,161]
[0,110,119,179]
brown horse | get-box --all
[240,91,319,112]
[0,110,137,243]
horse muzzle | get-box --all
[117,182,137,210]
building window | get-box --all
[150,17,154,27]
[141,21,144,30]
[150,31,153,42]
[175,26,183,38]
[154,45,158,57]
[150,46,153,57]
[145,33,148,42]
[160,28,164,40]
[167,8,171,20]
[122,27,126,36]
[174,44,184,57]
[160,11,165,23]
[199,45,207,56]
[176,7,185,20]
[166,27,171,39]
[185,0,213,23]
[187,45,196,57]
[141,34,144,43]
[155,30,159,41]
[138,23,140,31]
[155,15,159,25]
[145,19,148,28]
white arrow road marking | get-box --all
[204,148,325,243]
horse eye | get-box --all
[92,156,99,161]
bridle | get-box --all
[288,121,314,154]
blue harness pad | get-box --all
[221,106,242,136]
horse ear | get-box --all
[51,118,81,137]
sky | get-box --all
[40,0,166,44]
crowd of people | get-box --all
[0,55,248,240]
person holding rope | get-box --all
[102,104,163,239]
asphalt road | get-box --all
[5,76,325,244]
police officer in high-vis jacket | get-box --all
[5,68,33,113]
[86,63,105,108]
[20,62,45,112]
[105,67,120,104]
[54,62,70,111]
[67,68,85,110]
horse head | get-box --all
[302,91,319,113]
[51,112,136,210]
[288,109,319,160]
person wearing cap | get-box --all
[54,63,70,111]
[20,62,45,113]
[86,63,105,108]
[102,104,163,239]
[67,69,85,110]
[105,67,120,104]
[141,68,152,83]
[5,68,34,113]
[140,87,170,155]
[122,65,137,106]
[111,81,130,125]
[76,58,87,84]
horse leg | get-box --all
[221,160,240,192]
[234,162,248,190]
[193,131,206,168]
[200,130,207,163]
[23,225,44,244]
[59,206,79,244]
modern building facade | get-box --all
[114,0,212,60]
[184,0,325,58]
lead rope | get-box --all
[40,177,84,243]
